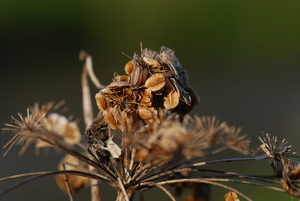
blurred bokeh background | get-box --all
[1,1,300,200]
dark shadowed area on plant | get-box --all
[1,1,300,201]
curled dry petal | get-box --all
[144,73,166,92]
[164,90,180,109]
[103,109,119,130]
[124,59,135,75]
[95,92,107,111]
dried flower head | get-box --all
[95,45,200,131]
[36,113,81,148]
[281,159,300,197]
[196,116,250,155]
[2,102,80,155]
[2,108,45,156]
[252,133,296,161]
[129,112,210,164]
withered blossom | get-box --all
[36,113,81,148]
[281,159,300,197]
[3,102,81,156]
[2,108,45,156]
[195,116,250,155]
[2,45,300,201]
[95,46,200,131]
[129,112,211,164]
[252,133,296,161]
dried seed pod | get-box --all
[122,108,139,130]
[141,47,159,59]
[113,74,130,82]
[164,77,175,94]
[108,81,131,89]
[95,92,108,111]
[124,59,135,75]
[139,89,153,107]
[138,108,154,123]
[160,46,181,69]
[143,57,161,68]
[224,192,240,201]
[103,109,118,130]
[130,66,149,86]
[163,90,180,109]
[144,73,165,92]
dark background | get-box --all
[1,1,300,200]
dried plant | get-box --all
[1,44,300,201]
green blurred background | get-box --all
[1,1,300,200]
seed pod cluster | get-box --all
[95,46,200,130]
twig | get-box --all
[62,164,74,201]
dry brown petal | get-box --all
[252,144,271,160]
[108,81,131,89]
[103,109,118,130]
[131,66,149,86]
[164,77,175,94]
[113,74,130,82]
[143,57,161,69]
[160,46,181,69]
[139,89,153,107]
[138,107,157,123]
[144,73,166,92]
[122,109,139,131]
[124,59,135,75]
[56,154,89,193]
[224,192,240,201]
[95,92,108,111]
[164,90,180,109]
[141,47,159,59]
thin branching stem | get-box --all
[141,178,252,201]
[141,157,255,182]
[62,164,74,201]
[142,182,176,201]
[191,157,255,167]
[0,170,109,197]
[201,178,286,193]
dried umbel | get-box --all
[129,112,210,164]
[95,45,200,131]
[2,102,79,156]
[281,159,300,197]
[252,133,296,162]
[3,45,300,201]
